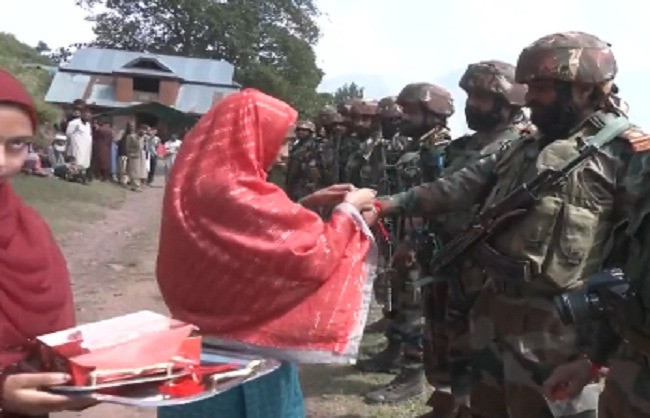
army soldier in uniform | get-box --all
[346,100,384,189]
[542,89,650,418]
[374,31,644,417]
[378,96,416,194]
[315,105,337,139]
[286,120,336,202]
[362,83,454,405]
[423,61,532,417]
[334,100,361,183]
[398,83,454,182]
[368,97,414,336]
[316,106,352,183]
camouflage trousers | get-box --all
[385,263,424,367]
[469,288,598,418]
[599,347,650,418]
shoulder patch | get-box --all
[620,127,650,153]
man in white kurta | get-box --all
[66,110,93,170]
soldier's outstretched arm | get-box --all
[377,154,497,218]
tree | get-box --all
[74,0,325,116]
[35,41,50,54]
[333,82,364,105]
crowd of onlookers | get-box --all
[21,103,184,192]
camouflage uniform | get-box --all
[424,61,532,417]
[286,120,336,202]
[332,101,360,183]
[370,98,415,317]
[599,177,650,417]
[378,96,416,195]
[364,83,454,405]
[580,101,650,417]
[382,32,639,417]
[346,100,384,189]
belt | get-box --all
[474,242,533,282]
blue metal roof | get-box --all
[44,73,91,104]
[176,84,238,114]
[45,71,239,114]
[61,47,236,86]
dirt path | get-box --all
[55,182,166,418]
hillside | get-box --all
[0,32,61,129]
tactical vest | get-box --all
[478,117,630,295]
[287,136,335,200]
[437,126,524,241]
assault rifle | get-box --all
[415,114,631,290]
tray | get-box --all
[48,347,281,407]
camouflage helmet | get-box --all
[349,99,379,116]
[378,96,403,118]
[295,120,316,133]
[397,83,454,117]
[331,112,347,124]
[337,100,355,117]
[515,31,617,84]
[459,60,527,106]
[317,105,338,126]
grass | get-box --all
[299,307,433,417]
[0,32,62,136]
[11,176,126,238]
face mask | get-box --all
[54,144,66,152]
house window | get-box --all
[133,77,160,94]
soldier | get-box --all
[285,120,336,202]
[362,83,454,405]
[378,96,416,194]
[397,83,454,182]
[368,98,412,336]
[316,106,351,183]
[346,100,384,189]
[423,61,532,417]
[315,105,337,139]
[374,31,643,417]
[334,100,361,183]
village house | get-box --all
[45,47,240,136]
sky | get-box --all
[3,0,650,134]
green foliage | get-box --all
[35,41,51,54]
[76,0,325,117]
[0,33,61,129]
[0,33,52,65]
[333,82,365,105]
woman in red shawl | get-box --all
[157,89,377,417]
[0,70,94,416]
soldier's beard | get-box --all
[381,121,400,139]
[353,126,373,140]
[529,99,582,138]
[399,121,427,139]
[465,105,503,132]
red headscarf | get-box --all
[157,89,376,363]
[0,71,74,368]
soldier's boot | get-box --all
[356,339,402,374]
[364,366,424,404]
